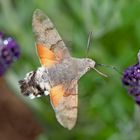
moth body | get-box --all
[19,9,96,130]
[19,57,95,99]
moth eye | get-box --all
[87,67,90,71]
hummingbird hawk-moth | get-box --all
[19,9,102,130]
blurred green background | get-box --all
[1,0,140,140]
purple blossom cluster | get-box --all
[0,32,20,76]
[122,51,140,105]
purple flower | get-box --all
[122,51,140,105]
[6,37,20,59]
[135,96,140,105]
[0,32,20,76]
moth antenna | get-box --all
[86,32,93,57]
[93,68,108,78]
[96,63,123,75]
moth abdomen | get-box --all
[19,67,51,99]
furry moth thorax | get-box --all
[19,67,51,99]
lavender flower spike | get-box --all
[122,50,140,105]
[0,32,20,76]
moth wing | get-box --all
[32,9,70,67]
[49,81,78,130]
